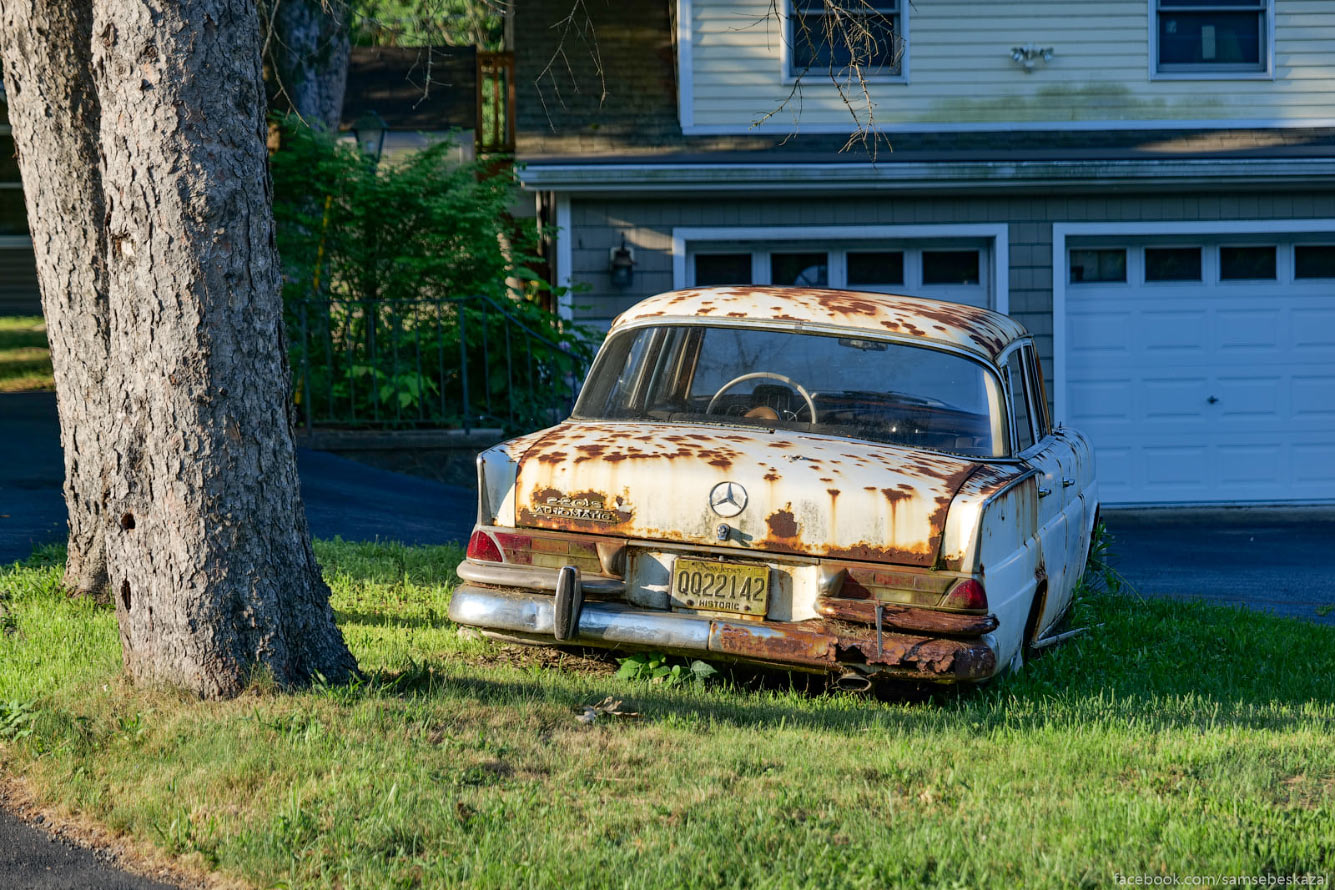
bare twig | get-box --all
[533,0,605,133]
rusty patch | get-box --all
[766,506,799,538]
[710,617,995,679]
[815,598,998,635]
[611,286,1026,361]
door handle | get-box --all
[1038,487,1052,498]
[1062,477,1075,488]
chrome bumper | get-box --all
[448,585,998,681]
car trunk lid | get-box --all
[511,420,983,567]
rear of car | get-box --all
[448,288,1042,685]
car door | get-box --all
[1003,344,1069,638]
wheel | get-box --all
[705,371,818,423]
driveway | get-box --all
[0,392,476,566]
[1103,506,1335,626]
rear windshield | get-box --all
[574,324,1007,457]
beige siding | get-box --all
[565,189,1335,398]
[687,0,1335,130]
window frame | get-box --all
[1149,0,1274,81]
[784,0,908,85]
[683,240,991,308]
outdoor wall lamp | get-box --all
[1010,45,1054,73]
[351,110,388,162]
[609,238,636,288]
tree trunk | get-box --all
[89,0,356,697]
[266,0,350,131]
[0,1,111,598]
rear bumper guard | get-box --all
[448,585,997,682]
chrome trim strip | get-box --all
[456,560,626,594]
[449,586,712,652]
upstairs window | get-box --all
[1155,0,1268,76]
[789,0,902,79]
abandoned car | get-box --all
[449,286,1098,686]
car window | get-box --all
[1024,344,1051,439]
[575,324,1008,458]
[1004,350,1034,453]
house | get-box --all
[511,0,1335,507]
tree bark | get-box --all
[0,1,111,598]
[89,0,356,697]
[265,0,350,131]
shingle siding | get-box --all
[561,187,1335,394]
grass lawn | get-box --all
[0,316,54,393]
[1,540,1332,889]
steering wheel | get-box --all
[705,372,818,423]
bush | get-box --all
[270,118,591,430]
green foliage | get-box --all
[0,698,36,741]
[615,652,720,687]
[271,118,591,430]
[272,118,517,307]
[352,0,504,51]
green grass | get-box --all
[1,540,1333,888]
[0,316,54,392]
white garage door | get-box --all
[1066,239,1335,505]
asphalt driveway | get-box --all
[1102,506,1335,625]
[0,392,475,566]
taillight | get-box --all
[941,579,988,611]
[466,530,503,563]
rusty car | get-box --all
[448,286,1098,688]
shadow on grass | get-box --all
[335,609,453,631]
[336,590,1335,736]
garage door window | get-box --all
[847,251,904,287]
[771,252,828,287]
[1145,247,1201,282]
[1220,245,1276,280]
[1069,249,1126,283]
[922,250,980,285]
[1295,245,1335,279]
[694,254,752,287]
[684,239,991,306]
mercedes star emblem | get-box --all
[708,481,748,518]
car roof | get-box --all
[609,286,1029,362]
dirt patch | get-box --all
[470,642,621,676]
[0,772,244,889]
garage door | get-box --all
[1065,239,1335,505]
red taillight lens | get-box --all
[942,579,988,611]
[466,530,503,563]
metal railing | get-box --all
[289,295,586,433]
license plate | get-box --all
[670,558,770,617]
